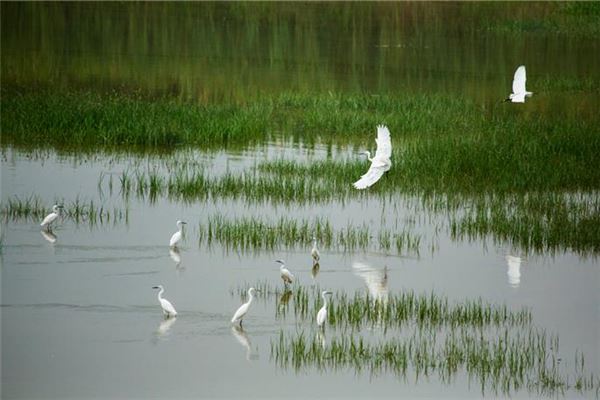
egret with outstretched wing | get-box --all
[507,65,533,103]
[353,125,392,189]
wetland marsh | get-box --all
[1,2,599,399]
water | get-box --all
[2,2,599,398]
[2,148,599,399]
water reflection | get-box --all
[316,330,327,350]
[352,261,389,304]
[40,230,57,244]
[311,262,320,280]
[169,248,182,267]
[155,317,177,339]
[506,255,522,288]
[231,325,257,361]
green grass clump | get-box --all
[1,195,129,227]
[199,213,420,255]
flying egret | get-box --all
[506,65,533,103]
[506,255,522,288]
[311,237,320,265]
[316,290,333,328]
[40,205,63,231]
[231,287,257,327]
[276,260,294,287]
[353,125,392,189]
[152,285,178,318]
[169,220,187,248]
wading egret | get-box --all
[506,65,533,103]
[231,287,257,327]
[276,260,294,287]
[311,237,320,264]
[353,125,392,189]
[40,205,63,231]
[152,285,178,318]
[169,220,187,248]
[506,255,522,288]
[316,290,333,328]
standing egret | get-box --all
[152,285,178,318]
[276,260,294,287]
[316,290,333,328]
[169,220,187,248]
[506,65,533,103]
[506,255,522,288]
[40,205,63,231]
[353,125,392,189]
[231,287,257,327]
[311,237,320,265]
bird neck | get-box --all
[247,293,254,304]
[280,265,285,271]
[157,288,164,300]
[365,151,373,162]
[322,294,328,306]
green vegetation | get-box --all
[1,195,129,226]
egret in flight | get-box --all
[231,287,257,327]
[506,65,533,103]
[276,260,294,287]
[311,237,320,265]
[353,125,392,189]
[169,220,187,248]
[40,205,63,231]
[152,285,178,318]
[316,290,333,329]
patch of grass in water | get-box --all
[1,195,129,227]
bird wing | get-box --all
[510,93,526,103]
[41,212,58,226]
[353,163,386,189]
[231,303,249,323]
[512,65,527,95]
[373,125,392,160]
[169,231,181,247]
[160,298,177,316]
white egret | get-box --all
[169,220,187,248]
[353,125,392,189]
[276,260,294,287]
[506,255,522,288]
[152,285,178,318]
[506,65,533,103]
[40,205,63,231]
[311,237,320,264]
[316,290,333,328]
[231,287,257,327]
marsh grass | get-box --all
[257,282,599,396]
[199,213,420,255]
[1,195,129,226]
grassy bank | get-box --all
[3,89,599,192]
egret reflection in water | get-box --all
[231,325,257,361]
[156,316,177,337]
[352,261,389,304]
[169,248,182,267]
[40,230,57,244]
[506,255,522,288]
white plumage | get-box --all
[169,220,187,248]
[507,65,533,103]
[353,125,392,189]
[317,291,333,327]
[152,285,177,318]
[231,287,256,326]
[40,205,63,230]
[311,237,320,264]
[276,260,294,286]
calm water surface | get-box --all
[1,2,599,399]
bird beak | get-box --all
[152,286,159,289]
